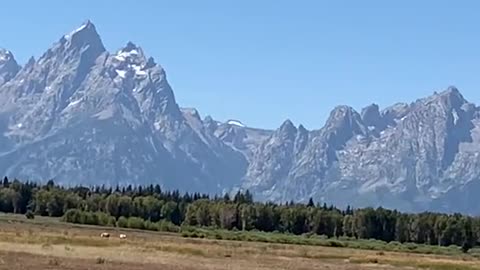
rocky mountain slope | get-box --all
[241,88,480,213]
[2,21,480,213]
[0,21,250,194]
[0,49,20,85]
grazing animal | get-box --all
[119,234,127,239]
[100,232,110,238]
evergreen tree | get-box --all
[307,197,315,207]
[0,177,479,250]
[2,177,9,188]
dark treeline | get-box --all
[1,177,479,251]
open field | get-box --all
[0,214,479,269]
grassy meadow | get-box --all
[0,214,478,269]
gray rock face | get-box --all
[0,21,248,194]
[212,120,272,162]
[2,22,480,214]
[242,87,480,214]
[0,49,20,86]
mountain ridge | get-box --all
[1,21,480,214]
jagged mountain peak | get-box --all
[298,124,307,132]
[444,85,461,95]
[204,115,215,123]
[439,86,466,107]
[275,119,298,140]
[111,43,150,81]
[64,20,96,38]
[0,49,15,62]
[203,115,219,132]
[61,20,105,52]
[324,105,364,132]
[116,42,145,59]
[25,56,36,66]
[110,43,166,84]
[279,119,296,131]
[0,48,20,85]
[123,41,139,51]
[435,86,464,100]
[420,86,467,109]
[0,21,109,103]
[361,103,380,117]
[381,102,410,123]
[28,21,105,73]
[329,105,358,118]
[181,108,201,120]
[361,103,383,129]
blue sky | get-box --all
[1,1,480,129]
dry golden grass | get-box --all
[0,214,478,269]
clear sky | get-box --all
[1,1,480,129]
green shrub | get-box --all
[142,220,154,231]
[25,210,35,219]
[157,221,180,233]
[404,242,419,250]
[62,209,82,223]
[127,217,145,230]
[327,240,345,248]
[181,231,192,238]
[83,212,99,225]
[117,216,128,228]
[96,212,115,227]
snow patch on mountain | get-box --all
[67,99,82,108]
[132,65,147,76]
[115,50,140,62]
[0,52,9,61]
[115,69,127,78]
[227,120,245,127]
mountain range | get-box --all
[1,21,479,214]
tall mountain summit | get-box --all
[0,21,249,194]
[1,22,480,214]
